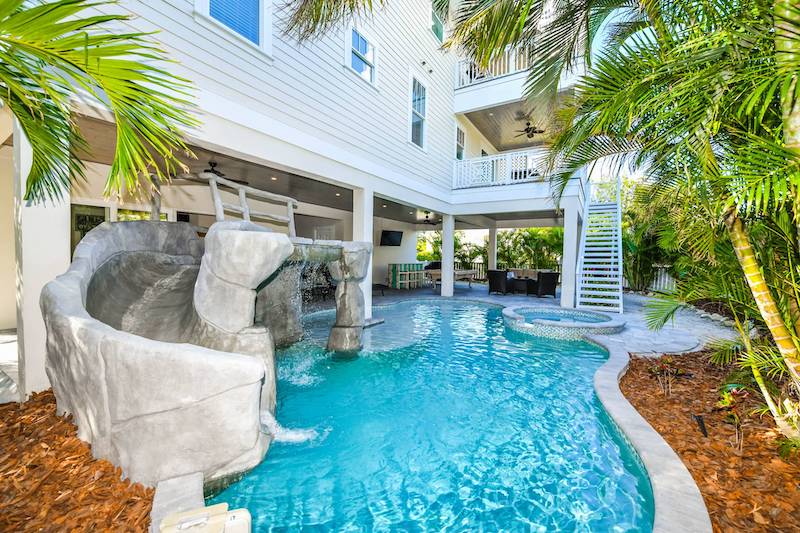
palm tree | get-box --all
[547,0,800,437]
[1,0,197,203]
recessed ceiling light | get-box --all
[382,204,388,208]
[335,192,341,197]
[270,176,278,181]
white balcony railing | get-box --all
[456,47,529,89]
[453,148,547,189]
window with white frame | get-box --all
[431,7,445,43]
[410,78,427,148]
[197,0,271,51]
[349,29,375,83]
[456,127,465,160]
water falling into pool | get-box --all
[209,300,654,531]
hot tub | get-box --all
[503,305,626,339]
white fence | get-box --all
[456,47,529,88]
[623,265,676,293]
[453,148,547,189]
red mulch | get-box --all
[0,390,153,532]
[621,352,800,532]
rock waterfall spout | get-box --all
[327,242,373,352]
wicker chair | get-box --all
[488,269,512,295]
[528,271,559,298]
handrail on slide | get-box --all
[184,172,299,237]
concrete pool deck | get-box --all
[372,283,735,354]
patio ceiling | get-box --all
[73,115,448,226]
[73,116,356,212]
[375,196,443,226]
[456,210,562,230]
[464,90,572,152]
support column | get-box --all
[13,120,71,397]
[441,214,455,297]
[560,201,580,308]
[487,225,497,270]
[352,187,373,319]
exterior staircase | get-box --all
[576,179,624,313]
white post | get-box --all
[13,120,71,397]
[352,187,373,319]
[488,225,497,270]
[441,214,455,297]
[560,200,580,308]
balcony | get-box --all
[454,48,581,115]
[453,148,548,189]
[455,48,530,89]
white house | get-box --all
[0,0,591,397]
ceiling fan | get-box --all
[514,121,546,139]
[203,160,249,185]
[421,210,438,225]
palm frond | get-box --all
[0,0,198,202]
[287,0,384,40]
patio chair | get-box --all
[528,271,559,298]
[488,269,512,295]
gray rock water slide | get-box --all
[40,220,371,486]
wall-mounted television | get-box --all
[379,230,403,246]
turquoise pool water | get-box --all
[209,301,654,531]
[519,310,607,324]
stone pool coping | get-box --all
[151,298,712,532]
[588,334,712,533]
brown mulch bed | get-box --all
[692,299,737,320]
[0,390,153,532]
[621,352,800,532]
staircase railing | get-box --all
[576,175,624,313]
[615,175,624,312]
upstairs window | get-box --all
[410,78,427,148]
[209,0,260,44]
[431,9,445,43]
[350,29,375,83]
[456,127,465,160]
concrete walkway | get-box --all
[0,329,19,404]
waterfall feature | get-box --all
[260,410,318,443]
[256,238,373,352]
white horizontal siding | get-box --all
[100,0,457,191]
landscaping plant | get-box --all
[648,356,683,397]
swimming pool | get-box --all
[208,301,654,531]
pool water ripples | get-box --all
[208,301,654,531]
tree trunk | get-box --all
[724,210,800,387]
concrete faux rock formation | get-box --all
[40,221,293,486]
[327,241,372,352]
